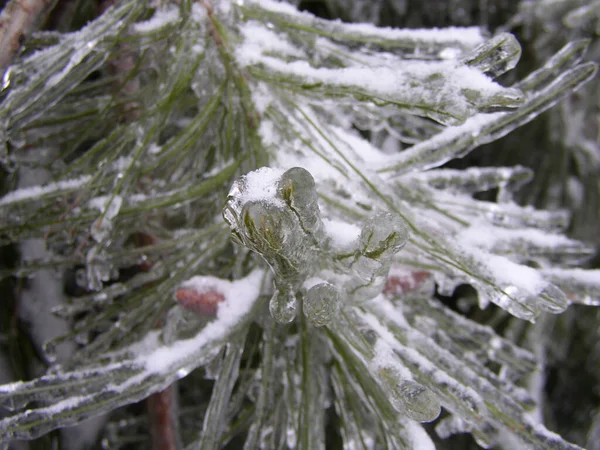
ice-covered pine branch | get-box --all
[0,0,598,449]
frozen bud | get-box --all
[223,167,284,243]
[360,212,409,260]
[269,288,297,324]
[379,370,441,422]
[462,33,522,79]
[278,167,323,235]
[242,200,300,255]
[303,283,340,326]
[384,268,432,296]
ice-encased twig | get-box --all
[237,21,524,126]
[377,46,597,175]
[188,335,246,450]
[405,166,533,196]
[327,312,434,449]
[365,297,584,450]
[400,295,537,376]
[240,0,485,56]
[242,321,276,450]
[295,314,327,450]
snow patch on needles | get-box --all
[240,166,284,205]
[323,218,361,249]
[455,228,546,295]
[238,21,305,61]
[132,5,180,33]
[238,51,506,102]
[248,0,485,49]
[140,269,264,374]
[456,222,582,251]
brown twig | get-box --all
[0,0,56,72]
[133,232,183,449]
[147,385,182,450]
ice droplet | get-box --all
[1,68,11,91]
[536,283,569,313]
[379,369,441,422]
[269,289,297,323]
[42,340,58,363]
[303,283,340,326]
[394,379,441,422]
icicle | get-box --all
[278,167,324,237]
[269,288,297,323]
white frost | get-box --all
[141,269,264,374]
[0,175,91,205]
[241,166,284,204]
[323,218,361,249]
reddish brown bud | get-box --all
[384,270,431,296]
[175,288,225,317]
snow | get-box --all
[239,21,304,60]
[456,222,580,250]
[404,420,436,450]
[132,6,180,33]
[251,82,276,116]
[191,2,208,24]
[238,51,506,103]
[463,243,546,295]
[240,166,284,204]
[148,143,162,154]
[331,127,389,164]
[372,339,412,380]
[0,176,91,206]
[323,218,361,249]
